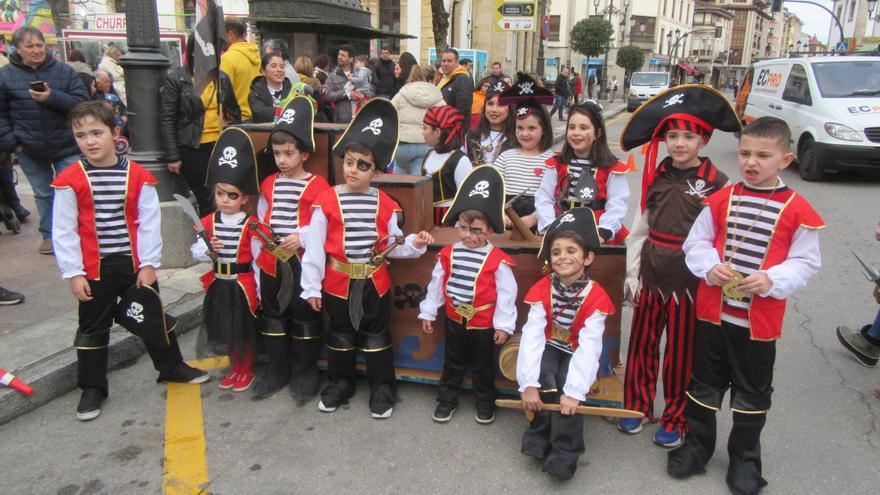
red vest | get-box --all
[545,154,630,245]
[50,160,156,280]
[524,276,615,351]
[199,212,260,315]
[438,244,516,329]
[256,173,331,275]
[695,184,824,340]
[314,187,402,299]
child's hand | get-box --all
[279,232,301,251]
[708,263,735,286]
[421,319,434,334]
[69,276,93,302]
[521,387,543,412]
[136,266,157,288]
[624,277,641,305]
[739,271,772,295]
[210,235,223,252]
[493,330,509,345]
[559,395,580,416]
[307,297,322,312]
[412,231,434,249]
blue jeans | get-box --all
[549,94,566,119]
[868,307,880,341]
[17,151,79,240]
[394,142,431,176]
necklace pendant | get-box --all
[722,270,747,301]
[485,143,493,153]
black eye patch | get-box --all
[356,159,374,172]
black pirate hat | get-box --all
[538,208,601,263]
[206,127,260,194]
[498,73,554,120]
[116,285,177,346]
[486,80,510,99]
[332,98,399,172]
[271,95,315,152]
[442,166,506,234]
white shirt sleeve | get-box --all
[562,311,606,401]
[251,232,262,294]
[52,187,86,279]
[625,209,649,280]
[136,185,162,269]
[300,208,328,300]
[598,172,630,237]
[763,227,821,299]
[387,213,428,259]
[418,259,446,321]
[453,155,473,188]
[492,262,518,334]
[191,235,213,263]
[683,207,723,283]
[257,195,268,222]
[517,303,548,392]
[535,167,558,234]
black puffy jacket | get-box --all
[372,58,396,96]
[159,67,241,162]
[247,76,292,124]
[0,53,89,161]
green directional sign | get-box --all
[497,3,535,17]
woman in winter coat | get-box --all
[98,44,126,105]
[248,52,292,124]
[391,65,445,175]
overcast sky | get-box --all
[786,0,837,42]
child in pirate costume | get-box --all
[252,97,331,401]
[535,100,630,244]
[517,208,614,480]
[301,99,434,419]
[467,80,514,166]
[418,166,517,424]
[52,101,208,421]
[668,117,823,495]
[618,86,738,448]
[191,128,263,392]
[421,105,473,225]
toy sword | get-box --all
[495,399,645,422]
[852,251,880,283]
[248,221,296,312]
[174,194,217,261]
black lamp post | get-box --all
[592,0,630,99]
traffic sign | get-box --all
[497,3,535,16]
[495,0,537,32]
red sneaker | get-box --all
[219,371,238,390]
[233,372,255,392]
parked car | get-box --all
[735,56,880,181]
[626,71,671,112]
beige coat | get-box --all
[98,55,126,105]
[391,81,444,143]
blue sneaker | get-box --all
[654,425,683,448]
[618,417,646,434]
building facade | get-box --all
[691,1,734,87]
[828,0,880,53]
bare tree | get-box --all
[431,0,450,53]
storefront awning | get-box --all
[246,16,416,40]
[676,61,700,76]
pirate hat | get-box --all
[442,166,506,234]
[206,127,260,194]
[538,207,601,264]
[116,285,177,346]
[498,73,554,120]
[332,98,399,172]
[486,80,511,99]
[272,95,315,152]
[619,84,740,211]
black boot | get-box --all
[668,400,717,479]
[319,348,356,412]
[76,348,109,420]
[150,332,209,384]
[726,412,768,495]
[252,332,291,400]
[289,319,323,402]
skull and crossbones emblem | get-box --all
[517,107,530,117]
[469,180,490,198]
[362,118,384,136]
[578,186,596,202]
[126,302,145,323]
[686,178,711,198]
[663,93,685,108]
[278,108,296,124]
[493,82,505,92]
[518,82,534,94]
[218,146,238,168]
[558,213,575,225]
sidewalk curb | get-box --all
[552,106,627,145]
[0,291,205,426]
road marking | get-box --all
[605,112,628,127]
[163,357,228,495]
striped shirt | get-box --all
[494,148,555,196]
[548,284,580,354]
[215,216,246,264]
[446,243,491,304]
[721,184,787,326]
[270,176,309,236]
[86,159,130,257]
[339,188,379,262]
[566,158,591,199]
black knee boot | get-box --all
[146,330,185,378]
[668,400,717,479]
[251,331,291,400]
[289,319,323,402]
[321,348,357,408]
[726,412,768,495]
[77,348,110,397]
[364,347,397,417]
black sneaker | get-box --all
[157,363,210,384]
[475,405,496,425]
[0,286,24,306]
[318,386,347,413]
[432,403,456,423]
[77,388,105,421]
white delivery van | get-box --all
[736,56,880,181]
[627,72,671,112]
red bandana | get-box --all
[423,105,465,146]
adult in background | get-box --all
[549,66,570,121]
[261,39,300,86]
[0,26,89,254]
[437,48,474,133]
[98,44,126,105]
[487,62,505,86]
[248,52,292,123]
[313,54,333,121]
[220,17,261,121]
[460,58,473,75]
[160,33,240,216]
[572,71,583,104]
[391,65,444,175]
[66,49,92,75]
[313,54,331,86]
[373,47,396,99]
[294,56,321,93]
[324,44,356,124]
[587,72,597,99]
[393,51,418,94]
[610,74,619,103]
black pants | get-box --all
[76,255,185,396]
[177,143,216,216]
[521,345,585,480]
[437,319,495,409]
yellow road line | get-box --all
[606,112,628,127]
[186,356,229,371]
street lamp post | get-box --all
[592,0,630,100]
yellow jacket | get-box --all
[220,42,261,121]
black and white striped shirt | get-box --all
[215,216,246,264]
[270,177,309,236]
[495,148,555,196]
[566,158,591,199]
[339,188,379,262]
[87,160,130,257]
[548,285,579,354]
[446,244,491,304]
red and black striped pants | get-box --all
[624,287,696,433]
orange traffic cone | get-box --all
[625,154,638,172]
[0,368,33,395]
[640,143,648,155]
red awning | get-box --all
[676,61,700,76]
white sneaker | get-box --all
[371,406,393,419]
[317,400,338,413]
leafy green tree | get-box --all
[616,45,646,88]
[570,18,614,95]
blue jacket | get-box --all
[0,53,90,161]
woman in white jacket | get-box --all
[391,65,444,175]
[98,45,126,106]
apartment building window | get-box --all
[848,1,855,21]
[660,27,666,54]
[672,0,676,19]
[686,3,691,23]
[549,15,561,41]
[380,0,401,54]
[663,0,668,16]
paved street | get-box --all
[1,97,879,494]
